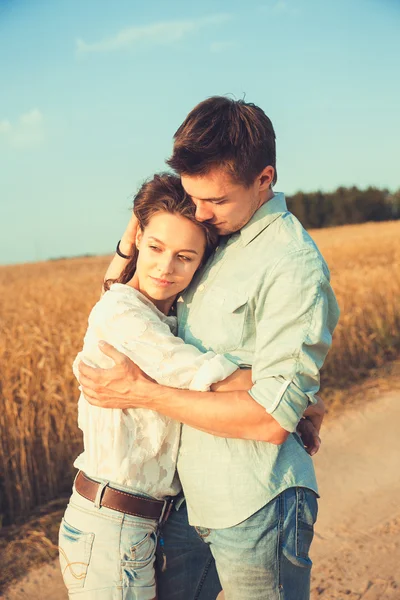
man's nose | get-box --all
[195,202,214,223]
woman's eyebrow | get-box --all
[148,236,165,246]
[148,237,198,254]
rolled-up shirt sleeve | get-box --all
[248,248,340,432]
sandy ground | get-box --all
[310,391,400,599]
[2,391,399,600]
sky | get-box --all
[0,0,399,265]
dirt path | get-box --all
[310,391,400,599]
[2,392,400,600]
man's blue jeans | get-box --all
[156,487,318,600]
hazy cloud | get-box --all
[0,120,12,134]
[272,0,299,15]
[0,109,44,148]
[259,0,299,16]
[76,14,233,55]
[210,41,237,53]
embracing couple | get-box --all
[58,96,340,600]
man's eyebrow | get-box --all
[192,195,227,203]
[148,237,199,254]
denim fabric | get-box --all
[196,487,318,600]
[156,489,317,600]
[156,501,222,600]
[177,192,339,527]
[58,487,159,599]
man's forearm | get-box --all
[149,384,289,444]
[78,345,291,443]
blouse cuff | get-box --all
[189,355,238,392]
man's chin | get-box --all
[216,224,239,236]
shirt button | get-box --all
[198,284,205,291]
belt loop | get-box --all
[94,481,109,509]
[159,498,174,525]
[159,500,168,524]
[72,470,80,489]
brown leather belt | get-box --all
[75,471,174,522]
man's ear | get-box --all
[135,228,143,249]
[258,165,275,191]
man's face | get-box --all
[181,168,263,236]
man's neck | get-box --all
[257,187,274,211]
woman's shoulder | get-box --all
[96,283,156,317]
[88,282,176,330]
[98,283,177,324]
[85,284,154,337]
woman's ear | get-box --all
[135,228,143,249]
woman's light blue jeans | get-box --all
[59,484,159,599]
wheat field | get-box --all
[0,221,399,526]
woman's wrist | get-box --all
[118,236,135,257]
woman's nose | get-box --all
[157,256,174,274]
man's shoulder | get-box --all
[255,210,327,270]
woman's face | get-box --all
[135,211,206,313]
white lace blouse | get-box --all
[73,283,237,499]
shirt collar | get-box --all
[239,192,287,247]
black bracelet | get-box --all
[116,240,133,259]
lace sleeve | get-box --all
[99,303,238,391]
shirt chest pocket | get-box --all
[188,288,249,354]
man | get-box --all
[79,97,340,599]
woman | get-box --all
[58,174,247,599]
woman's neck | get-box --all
[152,297,176,315]
[126,274,176,316]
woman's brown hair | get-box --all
[104,173,218,292]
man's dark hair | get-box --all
[167,96,277,187]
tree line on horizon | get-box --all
[286,186,400,229]
[45,186,399,263]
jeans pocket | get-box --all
[121,530,158,592]
[58,518,95,591]
[295,488,318,559]
[122,530,157,568]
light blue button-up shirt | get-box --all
[177,192,340,528]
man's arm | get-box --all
[79,344,324,448]
[151,385,289,443]
[78,343,289,444]
[246,248,339,433]
[80,247,338,443]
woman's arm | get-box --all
[103,214,138,286]
[89,294,238,393]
